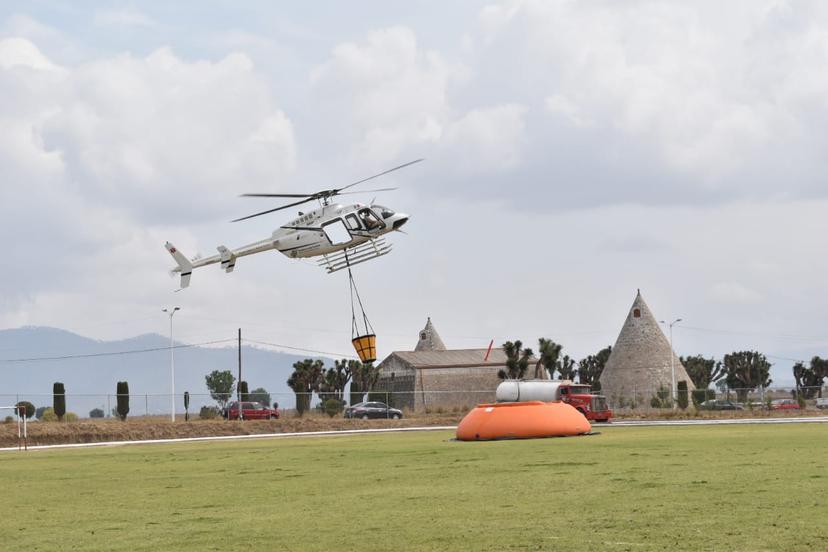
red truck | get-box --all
[496,380,613,422]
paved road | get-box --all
[2,416,826,453]
[601,416,828,427]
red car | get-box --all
[770,399,800,410]
[225,401,280,420]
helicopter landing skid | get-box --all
[318,238,392,274]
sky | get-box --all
[2,0,828,386]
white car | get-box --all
[816,397,828,410]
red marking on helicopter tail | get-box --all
[484,339,494,362]
[170,247,176,254]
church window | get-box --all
[633,308,641,318]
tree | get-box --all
[53,382,66,421]
[534,338,562,379]
[350,361,380,406]
[35,406,48,419]
[184,391,190,422]
[793,357,827,399]
[556,355,577,381]
[724,351,772,402]
[116,381,129,421]
[249,387,271,407]
[497,341,533,380]
[239,380,250,402]
[680,355,725,390]
[578,346,612,390]
[677,381,689,410]
[15,401,35,419]
[319,360,352,403]
[287,359,324,415]
[205,370,236,410]
[89,408,105,418]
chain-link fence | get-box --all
[1,386,825,421]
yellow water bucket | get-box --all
[352,334,377,363]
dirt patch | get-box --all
[0,413,464,447]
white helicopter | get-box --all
[165,159,420,288]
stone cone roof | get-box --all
[599,290,695,403]
[414,317,447,351]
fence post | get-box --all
[145,394,148,417]
[107,394,111,418]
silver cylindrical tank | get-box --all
[496,380,564,403]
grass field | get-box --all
[2,424,827,551]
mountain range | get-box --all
[0,326,329,417]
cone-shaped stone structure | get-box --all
[414,317,446,351]
[599,290,694,404]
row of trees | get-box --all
[684,352,827,401]
[286,359,380,416]
[496,338,612,389]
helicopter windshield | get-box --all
[375,205,395,219]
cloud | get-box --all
[93,8,156,28]
[0,37,296,316]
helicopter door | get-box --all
[322,218,353,246]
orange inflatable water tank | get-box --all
[456,401,591,441]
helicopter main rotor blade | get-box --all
[240,193,316,198]
[336,187,398,196]
[335,158,424,194]
[231,197,315,222]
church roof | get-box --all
[389,348,509,368]
[414,317,447,351]
[599,290,695,400]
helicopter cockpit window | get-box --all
[344,214,361,230]
[322,218,353,246]
[358,208,384,231]
[375,205,395,219]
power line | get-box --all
[0,338,237,363]
[243,338,357,360]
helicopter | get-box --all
[164,159,420,288]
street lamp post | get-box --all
[660,318,682,407]
[162,307,181,422]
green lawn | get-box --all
[2,424,827,551]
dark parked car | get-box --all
[700,399,745,411]
[225,401,279,420]
[344,402,403,420]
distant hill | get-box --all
[0,326,331,417]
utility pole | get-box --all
[660,318,682,408]
[238,328,243,421]
[163,307,181,422]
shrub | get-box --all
[65,412,78,422]
[3,416,12,424]
[322,399,344,418]
[116,381,129,421]
[199,406,220,420]
[677,381,689,410]
[41,407,58,422]
[796,393,807,409]
[35,406,48,419]
[89,408,105,418]
[691,389,708,407]
[15,401,35,419]
[53,382,66,421]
